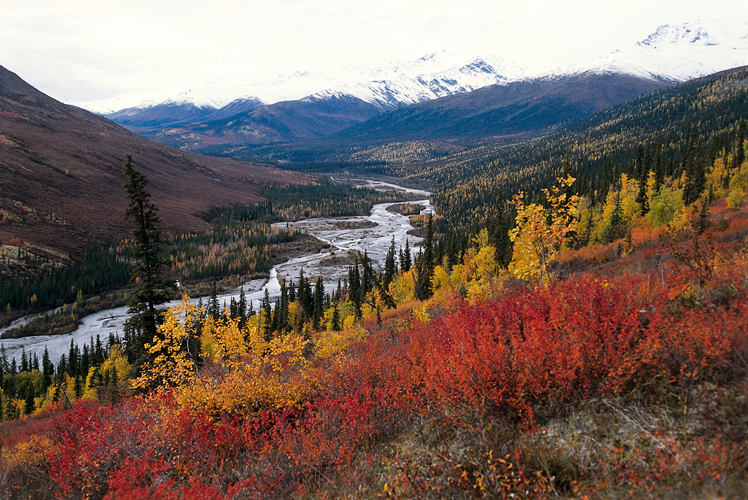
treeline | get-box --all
[224,215,456,343]
[1,201,293,317]
[0,245,132,315]
[168,201,292,281]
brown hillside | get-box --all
[0,66,305,258]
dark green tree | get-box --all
[734,119,745,169]
[401,240,412,272]
[683,124,706,205]
[262,289,273,341]
[122,154,176,362]
[383,237,397,288]
[208,280,219,320]
[42,347,53,390]
[24,390,35,415]
[331,305,340,332]
[238,287,248,329]
[312,277,324,331]
[416,214,434,300]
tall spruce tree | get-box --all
[312,277,324,331]
[383,236,397,288]
[416,214,434,300]
[683,124,706,205]
[122,155,175,362]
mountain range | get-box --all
[92,20,748,152]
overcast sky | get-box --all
[2,0,747,105]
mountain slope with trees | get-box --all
[414,66,748,229]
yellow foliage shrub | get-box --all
[315,325,368,359]
[134,296,311,417]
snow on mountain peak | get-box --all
[638,23,717,48]
[73,19,748,116]
[564,19,748,83]
[307,52,537,111]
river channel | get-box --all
[0,180,432,364]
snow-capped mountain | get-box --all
[564,19,748,83]
[79,51,536,115]
[92,19,748,151]
[310,54,538,111]
[88,19,747,120]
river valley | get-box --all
[0,180,433,364]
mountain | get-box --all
[206,72,670,164]
[306,52,535,111]
[114,69,667,155]
[97,20,747,153]
[131,93,382,150]
[87,51,532,116]
[105,97,264,129]
[564,19,748,83]
[324,72,668,144]
[0,66,303,259]
[102,52,527,149]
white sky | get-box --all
[2,0,747,104]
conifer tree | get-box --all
[683,124,706,205]
[416,214,435,300]
[42,347,53,389]
[312,277,323,330]
[348,259,362,318]
[262,289,272,341]
[122,155,175,361]
[734,119,745,169]
[331,305,340,331]
[402,240,412,272]
[208,280,219,320]
[362,251,374,295]
[238,287,247,329]
[24,390,35,416]
[383,237,397,288]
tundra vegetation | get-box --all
[2,69,748,498]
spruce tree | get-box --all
[383,237,397,288]
[208,280,219,320]
[312,277,324,331]
[402,240,412,272]
[122,155,175,362]
[416,214,435,300]
[734,119,745,169]
[42,347,53,390]
[24,390,35,416]
[683,124,705,205]
[238,287,247,329]
[262,289,272,341]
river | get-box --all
[0,180,432,365]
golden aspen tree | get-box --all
[509,175,579,286]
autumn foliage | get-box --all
[3,200,748,498]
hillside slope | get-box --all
[415,65,748,227]
[0,66,302,258]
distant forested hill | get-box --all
[414,66,748,228]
